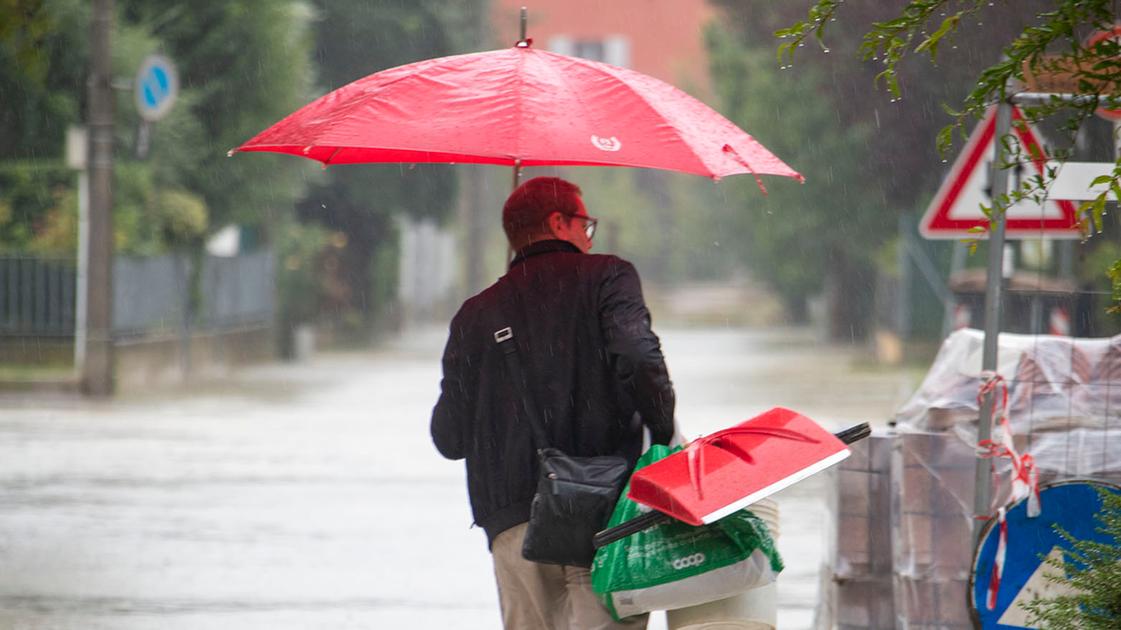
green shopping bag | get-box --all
[591,444,784,621]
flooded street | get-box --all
[0,326,917,629]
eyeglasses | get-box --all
[568,214,598,240]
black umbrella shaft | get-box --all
[592,422,872,549]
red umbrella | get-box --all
[232,41,802,186]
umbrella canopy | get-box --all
[233,43,802,184]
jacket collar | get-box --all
[509,239,582,268]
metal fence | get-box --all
[113,254,186,337]
[0,257,77,336]
[199,250,275,330]
[1,251,274,338]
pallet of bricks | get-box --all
[821,329,1121,629]
[819,431,896,629]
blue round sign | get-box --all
[135,54,178,122]
[970,480,1120,628]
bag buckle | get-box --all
[494,327,513,343]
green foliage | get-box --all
[706,19,886,321]
[565,167,741,285]
[117,0,317,233]
[1109,257,1121,314]
[1022,486,1121,628]
[275,220,330,326]
[367,219,401,331]
[0,0,87,160]
[0,0,317,257]
[1,0,491,337]
[291,0,487,337]
[0,0,55,79]
[0,161,210,257]
[154,189,208,246]
[300,0,477,230]
[0,160,72,251]
[779,0,1121,311]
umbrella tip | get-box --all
[516,6,531,47]
[226,149,236,158]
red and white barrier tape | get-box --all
[976,371,1041,610]
[987,506,1008,610]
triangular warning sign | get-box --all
[920,106,1082,240]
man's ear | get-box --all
[546,212,565,237]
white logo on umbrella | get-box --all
[591,135,622,152]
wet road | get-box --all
[0,326,915,629]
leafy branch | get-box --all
[1021,486,1121,628]
[779,0,1121,308]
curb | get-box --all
[0,378,81,395]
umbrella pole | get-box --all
[511,159,523,192]
[512,9,526,192]
[507,160,523,264]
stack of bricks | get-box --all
[826,331,1121,627]
[826,432,896,629]
[891,432,982,629]
[828,431,1007,628]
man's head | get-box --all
[502,176,597,253]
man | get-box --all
[431,176,676,629]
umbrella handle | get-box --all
[591,422,873,549]
[834,422,872,445]
[592,510,671,550]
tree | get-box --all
[295,0,486,337]
[1,0,317,255]
[0,0,87,162]
[779,0,1121,310]
[717,1,1055,212]
[704,15,886,334]
[117,0,316,235]
[0,0,85,252]
[0,0,197,256]
[705,1,1087,338]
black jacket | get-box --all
[430,240,676,547]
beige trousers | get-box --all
[492,522,649,630]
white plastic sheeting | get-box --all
[822,329,1121,629]
[894,328,1121,477]
[819,433,895,630]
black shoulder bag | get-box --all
[493,324,630,567]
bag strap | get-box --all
[494,322,551,452]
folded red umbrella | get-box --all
[627,407,851,526]
[232,42,802,184]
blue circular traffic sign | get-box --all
[135,54,178,122]
[969,480,1120,628]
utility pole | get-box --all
[84,0,115,396]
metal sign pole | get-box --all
[969,91,1098,541]
[972,100,1013,543]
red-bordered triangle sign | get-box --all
[920,105,1082,240]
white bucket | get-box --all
[665,498,780,630]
